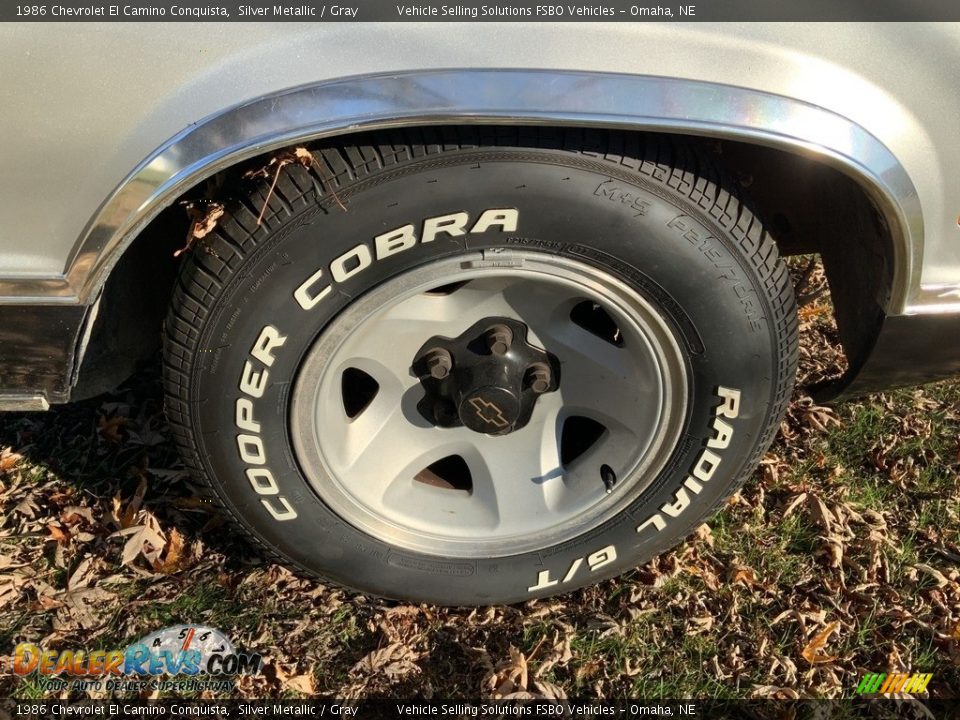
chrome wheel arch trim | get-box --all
[1,69,922,314]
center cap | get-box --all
[413,316,559,436]
[459,387,521,434]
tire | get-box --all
[163,128,798,605]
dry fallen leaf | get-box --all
[110,513,166,568]
[57,587,117,630]
[14,493,40,518]
[116,477,148,530]
[279,670,315,694]
[751,685,802,699]
[732,566,761,588]
[97,414,127,444]
[485,646,530,698]
[61,505,95,526]
[174,201,226,257]
[47,523,70,545]
[351,642,421,683]
[0,448,22,472]
[801,621,840,665]
[798,303,830,321]
[913,563,949,588]
[152,528,189,574]
[807,494,835,534]
[67,556,96,591]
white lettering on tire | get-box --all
[469,208,518,234]
[330,244,373,283]
[422,212,469,243]
[293,208,518,311]
[235,325,297,521]
[635,386,742,536]
[374,224,418,258]
[528,544,618,593]
[293,267,332,310]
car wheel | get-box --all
[163,128,798,605]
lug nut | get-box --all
[425,348,453,379]
[485,324,513,356]
[527,362,551,393]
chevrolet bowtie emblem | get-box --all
[468,397,509,428]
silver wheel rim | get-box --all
[290,251,688,558]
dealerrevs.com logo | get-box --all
[13,625,262,693]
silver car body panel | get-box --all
[2,23,960,312]
[2,22,960,407]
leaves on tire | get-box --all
[174,201,225,258]
[244,146,347,226]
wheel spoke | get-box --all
[498,278,582,347]
[319,381,435,490]
[496,280,664,437]
[332,312,429,388]
[463,403,565,533]
[555,425,643,512]
[559,368,659,437]
[551,325,663,436]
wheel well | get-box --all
[712,140,892,395]
[71,126,894,400]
